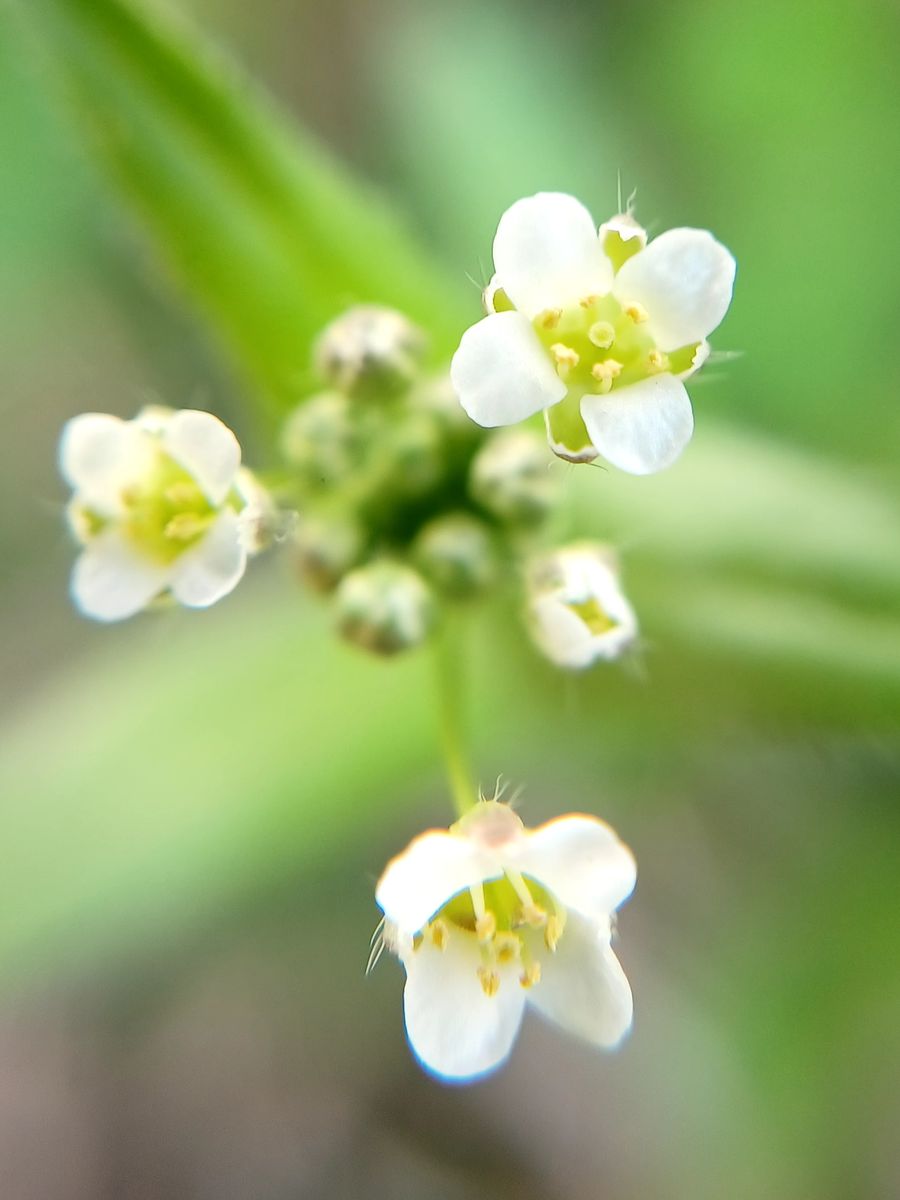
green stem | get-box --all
[433,618,479,820]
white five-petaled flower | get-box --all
[450,192,736,474]
[375,800,636,1082]
[527,542,638,670]
[59,407,265,621]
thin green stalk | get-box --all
[433,618,479,820]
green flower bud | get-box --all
[413,512,496,598]
[281,393,358,489]
[314,306,427,400]
[292,512,364,592]
[335,561,434,655]
[469,429,559,525]
[385,411,445,497]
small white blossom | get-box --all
[451,192,735,474]
[59,407,263,621]
[527,542,638,669]
[375,800,635,1082]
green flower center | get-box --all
[118,452,221,562]
[568,596,618,636]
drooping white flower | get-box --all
[59,407,265,621]
[527,542,638,670]
[451,192,735,474]
[375,800,635,1082]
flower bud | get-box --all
[469,429,559,525]
[385,411,445,497]
[335,561,434,655]
[314,306,427,400]
[292,512,364,592]
[280,393,358,490]
[527,542,638,669]
[413,512,495,598]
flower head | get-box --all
[527,542,638,669]
[451,192,735,474]
[375,799,635,1082]
[60,407,263,621]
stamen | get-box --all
[520,962,542,989]
[647,349,670,373]
[579,294,599,309]
[429,919,449,950]
[494,933,521,965]
[505,869,547,927]
[588,321,615,350]
[164,513,207,541]
[475,912,496,942]
[545,912,565,953]
[625,301,649,323]
[477,965,501,997]
[550,343,580,374]
[537,308,563,330]
[164,481,204,506]
[591,359,623,394]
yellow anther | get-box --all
[120,485,140,506]
[625,301,649,323]
[647,349,670,373]
[478,966,501,997]
[519,902,547,928]
[164,481,203,506]
[545,913,565,953]
[429,919,449,950]
[591,359,623,394]
[164,513,206,541]
[579,294,600,309]
[520,962,542,989]
[475,912,496,943]
[550,343,580,373]
[537,308,563,330]
[494,933,521,965]
[588,321,616,350]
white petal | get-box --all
[530,596,597,669]
[71,529,170,622]
[580,374,694,475]
[510,813,636,919]
[528,914,633,1048]
[492,193,614,317]
[451,311,566,428]
[401,933,526,1081]
[613,228,736,351]
[376,830,499,937]
[59,414,152,515]
[678,339,710,379]
[162,409,241,505]
[169,509,247,608]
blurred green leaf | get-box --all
[14,0,469,420]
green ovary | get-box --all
[569,597,617,636]
[121,452,220,563]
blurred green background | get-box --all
[1,0,898,1197]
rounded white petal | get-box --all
[162,409,241,505]
[169,509,247,608]
[451,311,566,428]
[401,933,526,1081]
[528,913,633,1048]
[59,414,152,515]
[613,228,736,351]
[492,193,614,317]
[70,530,171,622]
[376,830,500,937]
[509,813,636,919]
[580,374,694,475]
[530,596,598,669]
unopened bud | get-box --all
[469,429,559,525]
[293,512,364,592]
[314,306,427,400]
[281,393,358,489]
[386,411,444,496]
[413,512,495,598]
[335,561,434,655]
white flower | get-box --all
[59,407,264,621]
[451,192,735,474]
[527,542,638,670]
[375,800,635,1082]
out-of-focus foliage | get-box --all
[1,0,898,1198]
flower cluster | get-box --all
[451,193,735,474]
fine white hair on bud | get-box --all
[335,560,435,656]
[58,407,268,622]
[526,542,638,670]
[375,799,636,1082]
[314,305,428,400]
[450,192,735,474]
